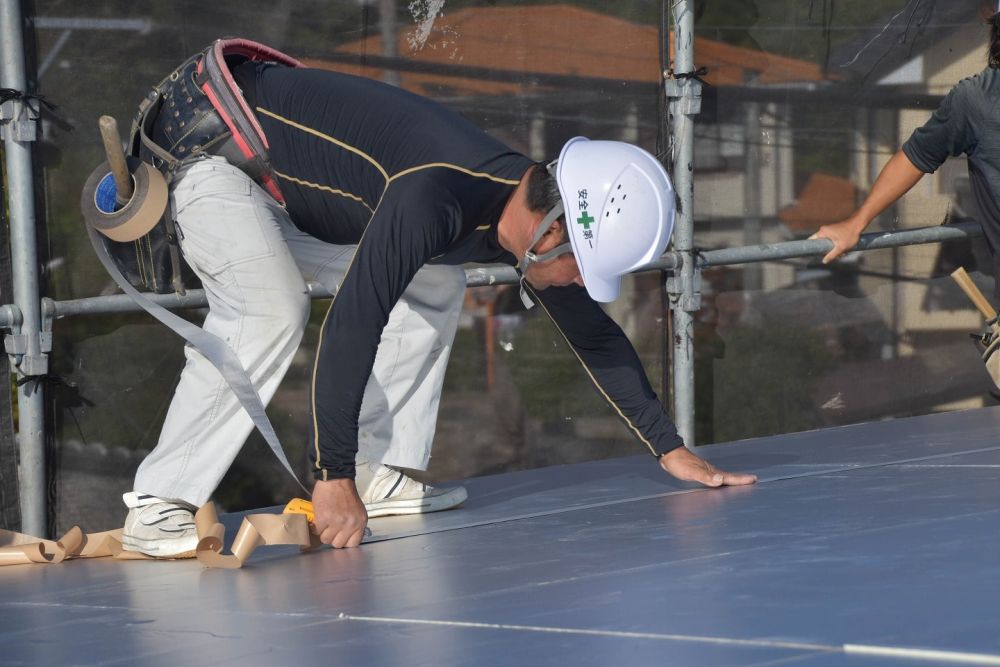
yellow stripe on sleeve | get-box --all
[256,106,389,182]
[273,170,374,213]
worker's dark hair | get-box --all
[525,162,562,215]
[525,162,572,244]
[990,9,1000,68]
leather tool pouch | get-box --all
[104,39,301,295]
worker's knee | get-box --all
[260,288,310,345]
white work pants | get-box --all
[133,157,465,506]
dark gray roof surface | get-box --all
[3,405,1000,666]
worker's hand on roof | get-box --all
[659,445,757,488]
[809,216,865,265]
[311,478,368,548]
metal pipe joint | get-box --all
[0,91,39,142]
[663,78,703,116]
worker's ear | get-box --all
[545,217,567,239]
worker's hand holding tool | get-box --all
[309,479,369,548]
[950,267,1000,391]
[659,446,757,488]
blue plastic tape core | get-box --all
[95,173,120,214]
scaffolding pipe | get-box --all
[668,0,699,448]
[0,304,21,331]
[742,102,763,292]
[697,221,984,267]
[1,0,48,537]
[0,221,971,327]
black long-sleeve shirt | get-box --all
[234,63,683,479]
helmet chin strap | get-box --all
[518,201,568,308]
[519,202,567,267]
[519,158,571,308]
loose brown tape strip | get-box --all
[0,502,320,569]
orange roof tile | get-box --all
[778,172,859,231]
[304,4,831,97]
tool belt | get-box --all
[973,317,1000,365]
[102,38,302,294]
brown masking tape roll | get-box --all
[80,156,168,242]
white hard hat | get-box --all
[554,137,676,302]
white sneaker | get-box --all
[121,492,199,558]
[355,464,467,518]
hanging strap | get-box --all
[85,212,310,497]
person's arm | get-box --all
[529,284,755,487]
[812,78,978,264]
[309,175,461,547]
[809,150,924,264]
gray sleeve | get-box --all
[902,80,978,174]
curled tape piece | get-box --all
[0,502,344,569]
[80,156,167,242]
[0,525,135,565]
[195,503,322,569]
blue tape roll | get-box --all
[95,173,120,214]
[81,158,167,242]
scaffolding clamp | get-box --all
[0,88,41,142]
[663,70,704,117]
[4,323,51,378]
[665,262,702,313]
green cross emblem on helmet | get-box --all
[576,211,595,230]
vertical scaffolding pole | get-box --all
[1,0,48,536]
[378,0,400,87]
[667,0,700,447]
[743,102,762,293]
